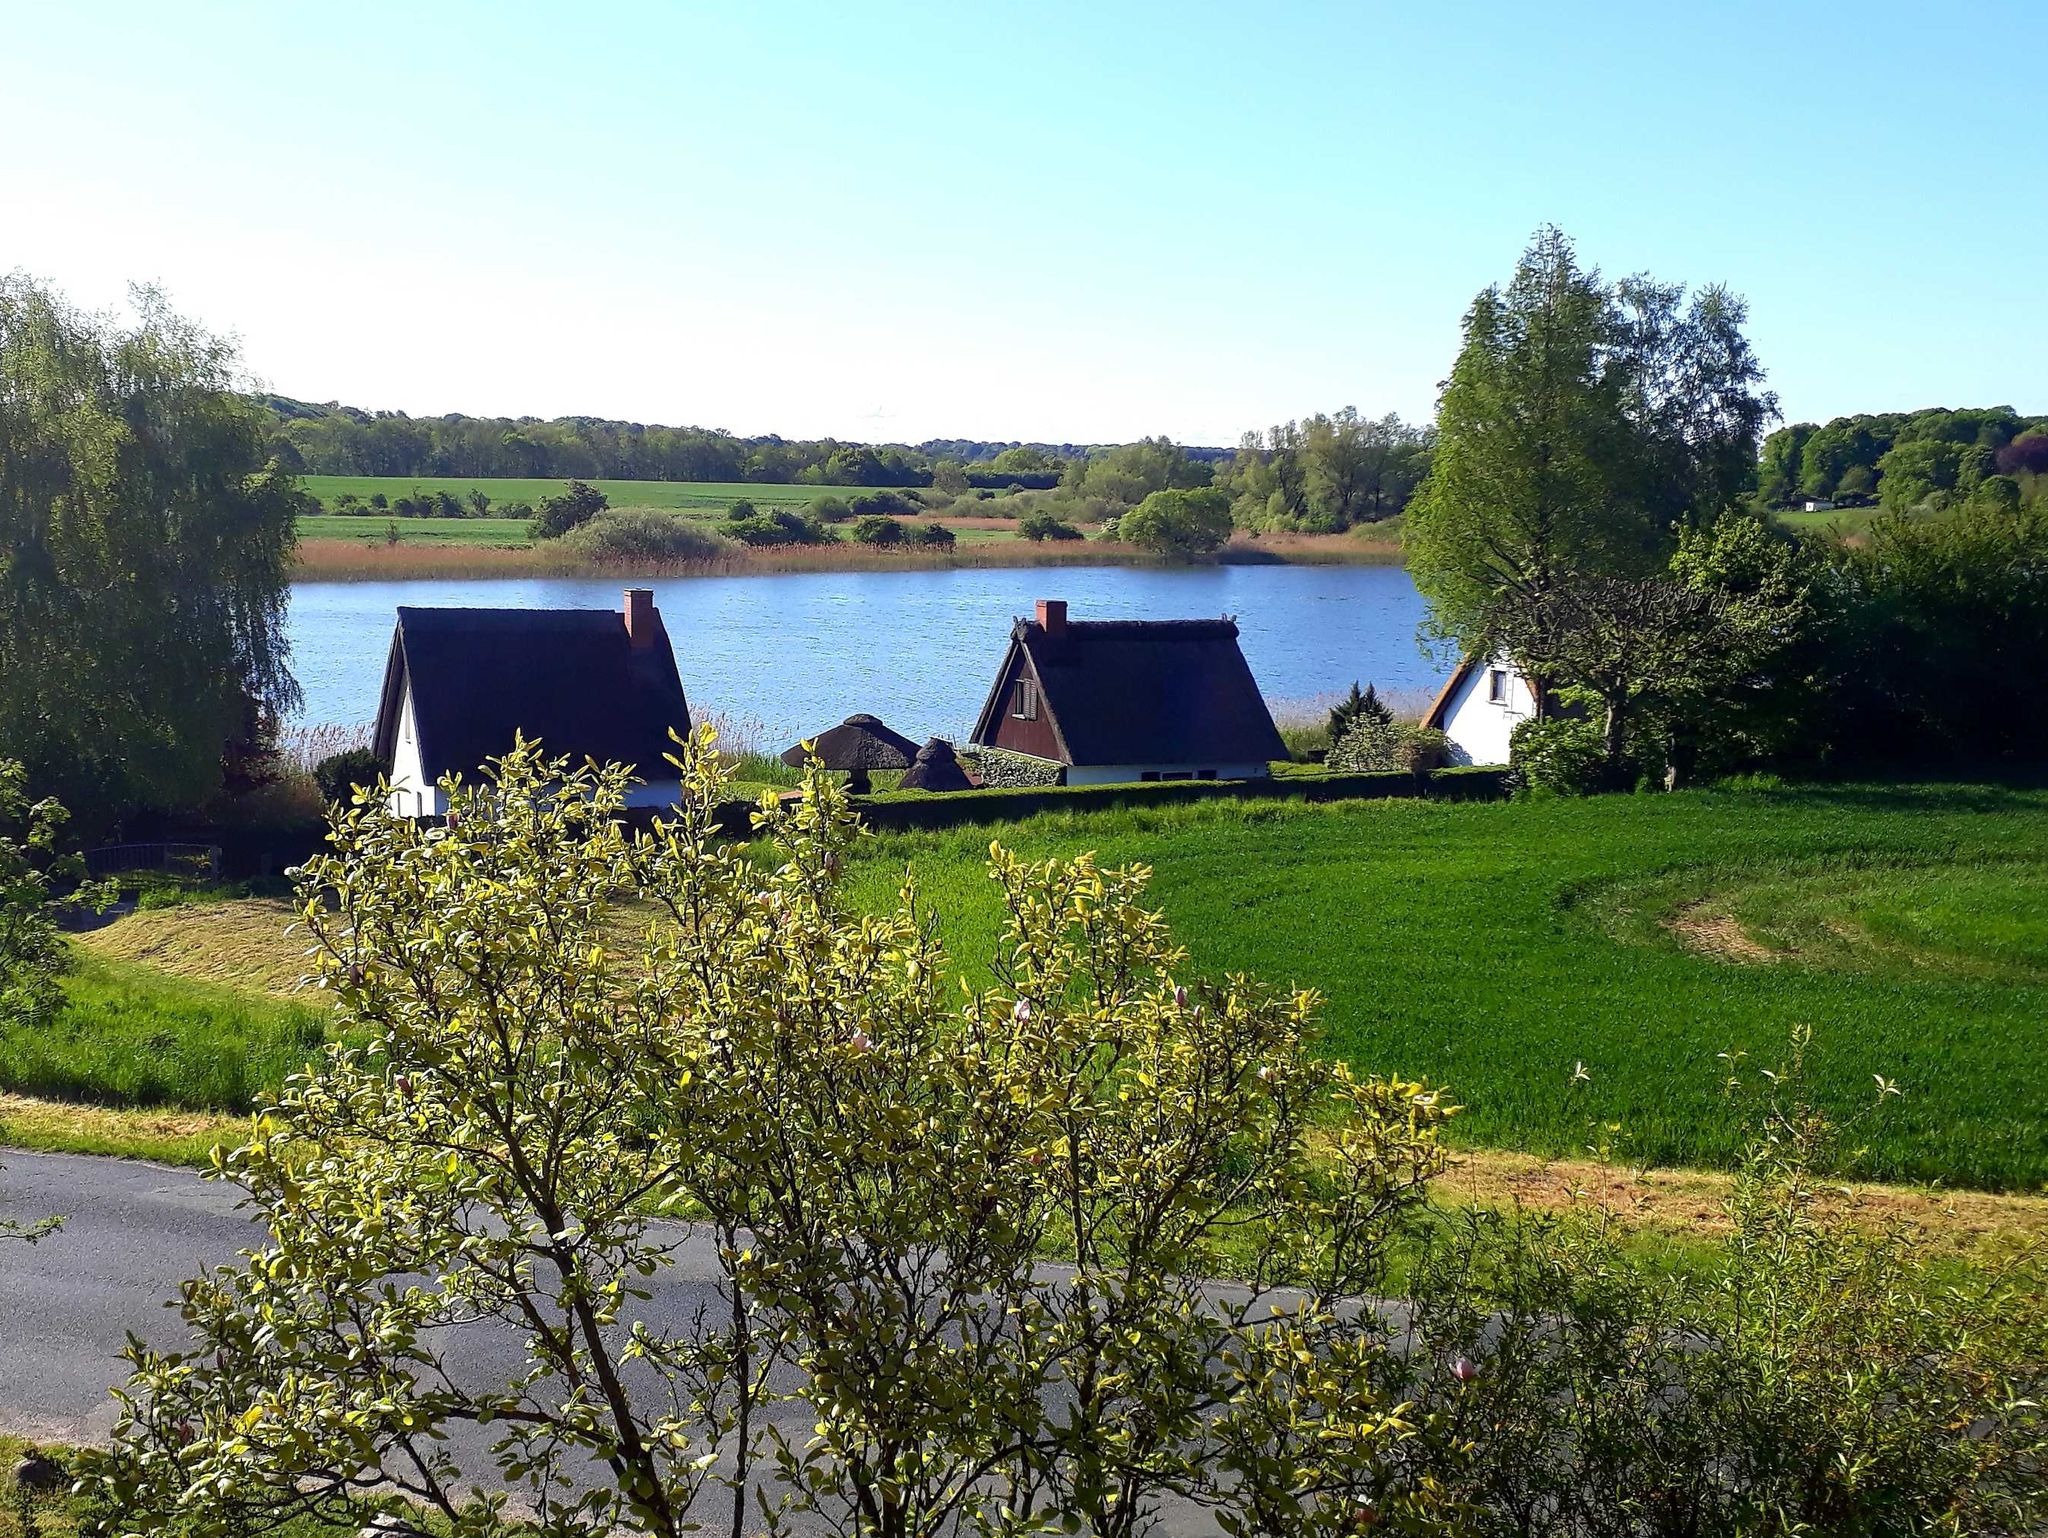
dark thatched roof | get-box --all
[970,617,1287,767]
[780,713,919,771]
[898,737,974,792]
[372,606,690,783]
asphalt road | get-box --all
[0,1149,808,1525]
[0,1148,1229,1534]
[0,1149,245,1446]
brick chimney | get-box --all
[623,588,657,649]
[1035,599,1068,636]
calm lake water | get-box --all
[288,564,1449,747]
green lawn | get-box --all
[839,782,2048,1190]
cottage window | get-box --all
[1012,678,1038,720]
[1488,668,1510,705]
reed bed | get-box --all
[276,721,374,774]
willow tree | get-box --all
[0,276,302,831]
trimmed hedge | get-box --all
[847,766,1508,832]
[171,767,1509,870]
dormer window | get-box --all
[1488,668,1510,705]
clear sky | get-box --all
[5,0,2041,445]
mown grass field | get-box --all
[840,782,2048,1190]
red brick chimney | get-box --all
[623,588,657,649]
[1035,599,1068,636]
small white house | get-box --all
[1423,653,1539,767]
[1800,497,1836,513]
[372,589,691,817]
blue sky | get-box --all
[5,1,2041,443]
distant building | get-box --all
[1423,653,1539,767]
[1801,497,1836,513]
[372,588,690,817]
[968,600,1286,785]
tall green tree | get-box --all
[1405,228,1649,650]
[0,277,302,830]
[1406,227,1776,662]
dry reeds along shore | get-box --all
[293,529,1403,581]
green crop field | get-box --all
[297,514,538,546]
[839,782,2048,1190]
[295,477,1027,556]
[300,476,868,517]
[27,782,2047,1189]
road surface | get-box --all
[0,1149,807,1525]
[0,1148,1235,1533]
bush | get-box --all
[809,495,850,523]
[724,507,835,546]
[849,490,915,518]
[912,522,955,547]
[1116,486,1235,556]
[527,480,609,541]
[1509,716,1610,796]
[1386,1035,2048,1536]
[851,514,904,546]
[1328,718,1447,774]
[555,508,730,566]
[87,741,1457,1536]
[0,760,102,1039]
[311,747,385,805]
[1019,511,1084,542]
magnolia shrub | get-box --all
[86,734,1454,1538]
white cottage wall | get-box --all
[1437,658,1536,767]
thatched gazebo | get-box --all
[781,713,919,794]
[898,737,974,793]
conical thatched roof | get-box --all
[898,736,974,793]
[781,713,919,771]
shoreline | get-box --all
[292,530,1405,582]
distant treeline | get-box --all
[253,397,1372,509]
[1760,406,2048,509]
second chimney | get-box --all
[1035,599,1068,636]
[623,588,657,649]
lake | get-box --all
[288,564,1450,747]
